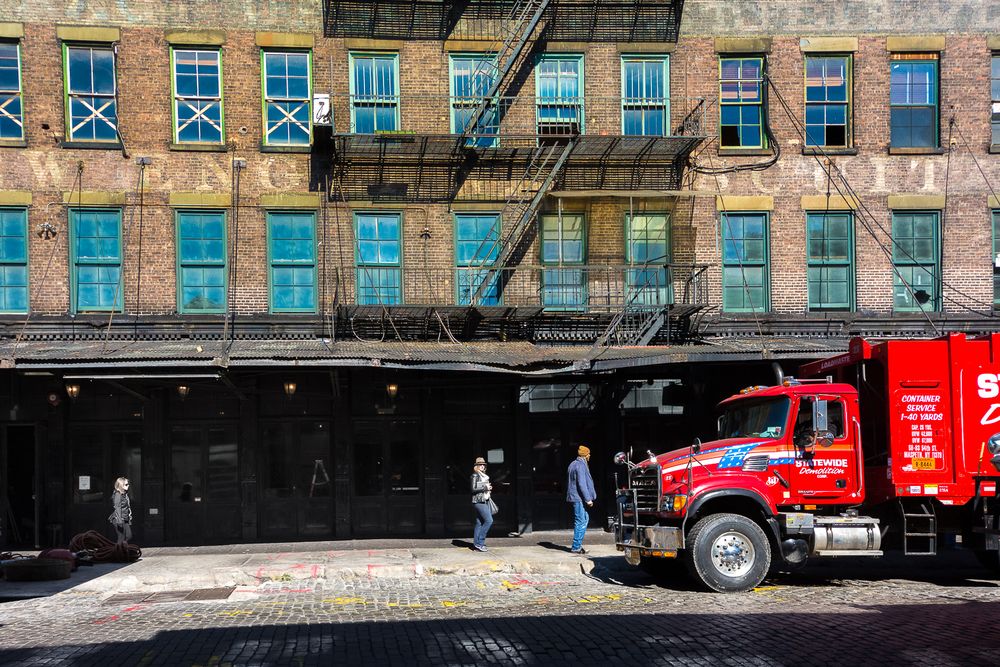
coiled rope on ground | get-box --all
[69,530,141,563]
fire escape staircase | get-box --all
[467,138,575,306]
[458,0,550,144]
[594,275,668,347]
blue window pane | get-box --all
[91,50,115,95]
[805,105,825,125]
[826,104,846,125]
[68,47,93,93]
[0,44,19,91]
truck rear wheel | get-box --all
[685,513,771,593]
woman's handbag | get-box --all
[488,498,499,515]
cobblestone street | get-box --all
[1,553,998,666]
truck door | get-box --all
[787,396,858,501]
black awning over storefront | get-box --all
[1,336,850,375]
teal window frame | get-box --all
[806,211,854,311]
[176,209,227,314]
[889,56,938,148]
[625,212,672,305]
[171,47,225,145]
[891,210,940,312]
[349,52,400,133]
[992,55,1000,146]
[719,56,765,149]
[262,50,312,146]
[454,212,501,305]
[355,211,402,305]
[0,40,24,141]
[721,211,769,313]
[69,207,122,312]
[63,43,118,142]
[540,213,586,310]
[0,207,28,313]
[804,54,851,148]
[535,54,584,140]
[449,53,498,147]
[268,210,317,313]
[621,55,669,137]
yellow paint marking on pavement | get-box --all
[323,597,368,605]
[476,581,487,589]
[217,610,253,617]
[501,580,521,591]
[753,586,782,592]
[441,600,467,608]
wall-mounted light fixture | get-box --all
[177,385,190,401]
[283,381,297,398]
[386,383,399,400]
[65,383,81,400]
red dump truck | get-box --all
[611,333,1000,592]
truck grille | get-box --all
[629,465,661,512]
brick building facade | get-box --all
[0,1,997,546]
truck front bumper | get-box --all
[614,521,684,554]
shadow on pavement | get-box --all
[2,600,999,665]
[450,539,475,550]
[0,561,134,602]
[536,541,573,553]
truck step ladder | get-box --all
[900,499,937,556]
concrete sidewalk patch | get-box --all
[1,531,629,600]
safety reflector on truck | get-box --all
[982,482,997,496]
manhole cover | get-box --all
[184,587,235,601]
[103,593,150,606]
[145,590,195,603]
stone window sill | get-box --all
[169,142,228,152]
[888,146,945,155]
[718,148,774,157]
[0,139,27,148]
[60,141,124,151]
[801,147,858,156]
[259,144,312,154]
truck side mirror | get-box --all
[692,437,701,454]
[812,399,829,433]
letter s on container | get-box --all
[977,373,1000,399]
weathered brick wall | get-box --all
[2,2,999,322]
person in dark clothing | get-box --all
[110,477,133,545]
[470,457,494,552]
[566,445,596,554]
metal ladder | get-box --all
[459,0,551,142]
[900,498,937,556]
[595,271,670,347]
[467,139,575,305]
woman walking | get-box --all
[470,457,494,552]
[110,477,133,545]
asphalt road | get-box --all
[1,554,998,666]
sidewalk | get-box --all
[1,530,625,600]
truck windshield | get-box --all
[719,397,790,439]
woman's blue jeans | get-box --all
[473,502,493,547]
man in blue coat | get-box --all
[566,445,596,554]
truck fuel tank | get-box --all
[811,515,882,556]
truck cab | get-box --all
[613,377,879,592]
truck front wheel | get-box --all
[685,513,772,593]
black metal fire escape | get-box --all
[324,0,705,345]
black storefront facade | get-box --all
[0,337,840,548]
